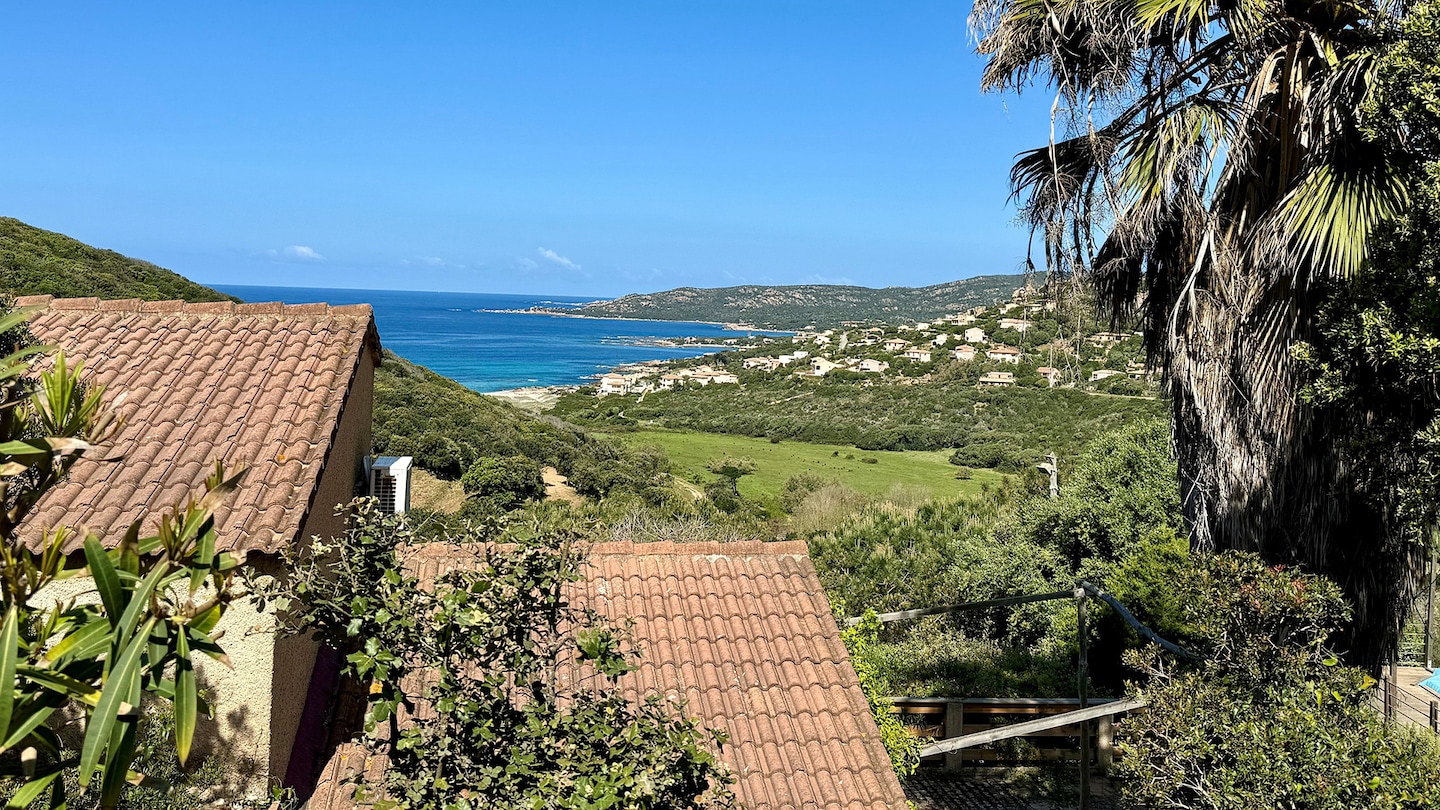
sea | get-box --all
[214,285,780,393]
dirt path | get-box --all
[542,466,584,506]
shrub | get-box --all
[461,455,545,508]
[1116,552,1440,810]
[841,612,922,778]
[779,472,829,512]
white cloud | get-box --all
[515,257,539,271]
[264,245,325,262]
[536,247,581,270]
[403,256,449,267]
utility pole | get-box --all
[1076,586,1091,810]
[1037,452,1059,499]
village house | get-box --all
[932,333,949,346]
[904,348,933,363]
[1001,302,1020,313]
[1089,331,1130,345]
[741,356,774,369]
[598,373,631,395]
[883,338,910,352]
[1037,366,1061,386]
[998,317,1032,332]
[1090,368,1125,381]
[15,295,381,798]
[308,542,910,810]
[964,327,987,344]
[978,371,1016,387]
[857,358,889,373]
[1127,360,1154,380]
[987,345,1023,364]
[806,357,841,376]
[914,321,931,330]
[951,344,978,362]
[658,372,685,389]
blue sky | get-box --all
[0,2,1054,297]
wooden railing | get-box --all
[890,696,1141,770]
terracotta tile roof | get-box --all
[307,541,908,810]
[14,295,380,557]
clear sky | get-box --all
[0,2,1055,297]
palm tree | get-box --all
[972,0,1419,668]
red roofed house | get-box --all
[307,541,910,810]
[15,295,381,798]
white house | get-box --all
[932,333,949,347]
[998,318,1032,333]
[598,374,631,395]
[883,338,910,352]
[857,358,889,373]
[1090,369,1125,382]
[978,371,1015,387]
[1036,366,1060,387]
[904,348,933,363]
[809,357,841,376]
[964,327,987,344]
[951,345,977,362]
[987,345,1023,364]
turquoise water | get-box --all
[215,284,776,393]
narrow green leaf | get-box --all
[174,631,196,765]
[113,566,167,655]
[44,620,110,667]
[83,539,123,630]
[79,619,155,788]
[15,668,100,706]
[0,706,58,754]
[6,771,60,808]
[0,607,18,742]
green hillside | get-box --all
[550,274,1029,330]
[0,217,234,302]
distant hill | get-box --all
[558,275,1029,330]
[0,217,234,302]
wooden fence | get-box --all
[890,696,1140,770]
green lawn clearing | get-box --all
[601,428,1007,505]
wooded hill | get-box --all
[555,275,1028,330]
[0,217,235,302]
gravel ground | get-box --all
[905,768,1120,810]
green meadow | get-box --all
[601,428,1008,505]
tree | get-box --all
[460,454,545,508]
[973,0,1421,667]
[0,306,242,808]
[257,502,734,809]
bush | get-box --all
[779,473,829,512]
[461,455,545,508]
[1116,552,1440,810]
[841,612,922,778]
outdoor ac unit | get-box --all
[369,456,413,514]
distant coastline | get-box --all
[482,307,772,334]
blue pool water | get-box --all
[214,284,778,392]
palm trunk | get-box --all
[1163,269,1418,671]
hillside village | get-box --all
[590,287,1158,397]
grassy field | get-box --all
[601,428,1008,505]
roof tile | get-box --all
[19,297,378,557]
[304,541,907,810]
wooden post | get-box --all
[1384,672,1395,722]
[944,700,966,773]
[1076,587,1090,810]
[1390,657,1400,723]
[1430,701,1438,734]
[1427,538,1436,670]
[1096,716,1114,773]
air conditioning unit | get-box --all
[369,456,413,514]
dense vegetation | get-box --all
[553,275,1027,330]
[258,502,734,809]
[557,377,1161,473]
[0,217,235,302]
[373,351,672,502]
[977,0,1440,669]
